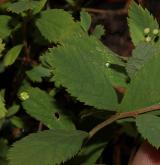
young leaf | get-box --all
[43,36,119,110]
[128,1,159,45]
[126,42,159,77]
[26,65,51,82]
[119,51,160,112]
[21,87,75,130]
[8,129,88,165]
[33,0,47,14]
[4,44,23,66]
[80,11,91,32]
[92,25,105,39]
[7,1,39,14]
[36,9,83,43]
[136,114,160,148]
[6,105,20,118]
[0,95,7,119]
[0,15,12,39]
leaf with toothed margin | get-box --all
[36,9,83,43]
[136,114,160,148]
[128,1,159,45]
[8,129,88,165]
[21,87,75,130]
[42,35,124,110]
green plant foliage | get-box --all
[92,25,105,39]
[43,35,123,110]
[80,11,92,32]
[0,15,12,39]
[26,65,51,82]
[8,129,88,165]
[136,114,160,148]
[3,44,23,66]
[21,87,75,130]
[6,105,20,118]
[7,0,40,14]
[126,42,159,77]
[0,95,7,119]
[36,9,83,43]
[128,1,159,45]
[119,51,160,112]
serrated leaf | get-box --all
[0,95,7,119]
[136,114,160,148]
[0,15,12,39]
[26,65,51,82]
[36,9,83,43]
[119,51,160,112]
[8,129,88,165]
[80,11,91,32]
[92,25,105,39]
[128,1,159,45]
[43,36,119,110]
[4,44,23,66]
[126,42,159,77]
[21,87,75,130]
[7,1,39,14]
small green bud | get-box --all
[144,27,150,34]
[145,36,152,42]
[19,91,29,101]
[152,29,159,35]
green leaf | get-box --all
[136,114,160,148]
[26,65,51,82]
[6,105,20,117]
[65,0,76,6]
[75,142,106,164]
[126,42,159,77]
[8,129,88,165]
[10,116,24,128]
[0,15,12,39]
[0,95,7,119]
[119,51,160,112]
[33,0,47,14]
[43,36,119,110]
[7,1,39,14]
[80,11,91,32]
[21,87,75,130]
[36,9,83,43]
[128,1,159,45]
[4,44,23,66]
[92,25,105,39]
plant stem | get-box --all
[89,104,160,139]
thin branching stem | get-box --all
[89,104,160,139]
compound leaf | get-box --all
[8,129,88,165]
